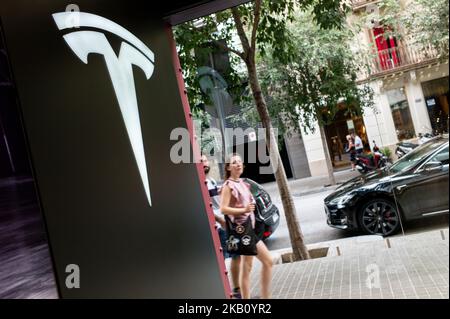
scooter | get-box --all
[395,133,435,158]
[395,142,418,159]
[418,132,434,144]
[355,151,389,174]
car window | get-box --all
[389,139,447,173]
[429,146,449,165]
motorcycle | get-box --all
[395,133,435,158]
[418,132,434,144]
[355,151,389,174]
[395,141,418,159]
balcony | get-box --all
[358,43,443,82]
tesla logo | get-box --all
[53,12,153,206]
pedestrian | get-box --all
[220,153,273,299]
[372,140,380,153]
[201,154,242,299]
[346,134,356,171]
[352,132,364,155]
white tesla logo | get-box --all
[53,12,153,206]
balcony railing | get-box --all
[350,0,381,10]
[358,43,442,81]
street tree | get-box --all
[174,0,348,261]
[236,10,374,186]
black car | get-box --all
[325,137,449,236]
[218,178,280,240]
[244,178,280,240]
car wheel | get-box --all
[358,199,401,236]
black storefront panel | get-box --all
[1,1,226,298]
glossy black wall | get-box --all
[0,1,226,298]
[0,26,31,178]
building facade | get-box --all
[196,0,448,180]
[291,0,449,177]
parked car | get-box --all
[324,137,449,236]
[218,178,280,240]
[244,178,280,240]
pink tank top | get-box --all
[223,178,255,226]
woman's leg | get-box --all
[230,256,241,292]
[240,255,254,299]
[255,240,273,299]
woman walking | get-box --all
[220,153,273,299]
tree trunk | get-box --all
[319,125,336,186]
[247,62,310,261]
[230,4,309,261]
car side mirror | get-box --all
[422,161,443,173]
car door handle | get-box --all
[396,185,408,192]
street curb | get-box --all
[269,184,340,204]
[270,235,384,265]
[291,185,340,197]
[268,228,449,265]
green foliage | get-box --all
[173,0,365,145]
[173,0,348,112]
[381,147,392,159]
[191,105,225,156]
[404,0,449,56]
[174,16,247,108]
[231,9,374,136]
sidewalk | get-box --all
[246,229,449,299]
[261,169,360,201]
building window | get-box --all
[372,27,401,71]
[386,88,416,141]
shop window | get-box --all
[386,88,416,141]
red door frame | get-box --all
[166,26,232,299]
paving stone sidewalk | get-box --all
[247,229,449,299]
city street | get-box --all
[264,183,449,252]
[264,190,354,250]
